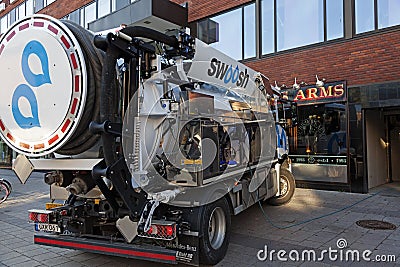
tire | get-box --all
[268,168,295,206]
[199,197,231,265]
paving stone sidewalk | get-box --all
[0,169,399,266]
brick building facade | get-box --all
[176,0,400,193]
[0,0,400,192]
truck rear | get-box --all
[0,14,296,265]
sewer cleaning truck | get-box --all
[0,14,296,265]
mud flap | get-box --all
[171,235,200,266]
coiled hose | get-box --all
[56,20,104,155]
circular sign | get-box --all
[0,15,87,156]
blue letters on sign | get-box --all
[12,84,40,128]
[223,65,240,85]
[12,40,51,129]
[21,40,51,87]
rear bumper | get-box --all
[34,234,177,265]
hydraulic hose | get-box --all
[99,45,120,166]
[95,26,178,166]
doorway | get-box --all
[386,113,400,183]
[365,109,387,189]
[365,109,400,189]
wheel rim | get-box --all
[280,176,289,196]
[208,207,226,250]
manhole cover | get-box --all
[356,220,397,230]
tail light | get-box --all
[139,220,177,240]
[29,212,36,222]
[165,225,174,236]
[37,213,49,223]
[28,209,53,223]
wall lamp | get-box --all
[274,81,281,91]
[279,75,326,91]
[292,77,300,90]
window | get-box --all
[261,0,274,54]
[326,0,343,40]
[354,0,400,33]
[34,0,44,12]
[1,15,8,34]
[289,101,348,183]
[378,0,400,29]
[261,0,343,54]
[68,9,81,24]
[18,3,26,20]
[114,0,129,11]
[209,8,242,60]
[355,0,375,34]
[277,0,324,51]
[9,9,16,25]
[200,1,345,57]
[84,2,96,28]
[26,0,34,16]
[205,3,256,60]
[244,4,256,58]
[98,0,110,18]
[293,103,347,155]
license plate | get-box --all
[35,223,61,233]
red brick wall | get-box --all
[245,30,400,87]
[172,0,251,22]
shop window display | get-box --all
[294,103,347,156]
[285,81,349,183]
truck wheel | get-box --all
[199,197,231,265]
[268,168,295,206]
